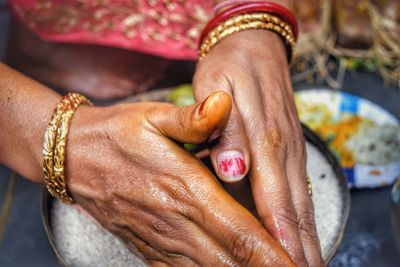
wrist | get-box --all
[217,29,289,68]
[65,105,101,199]
[200,1,297,62]
[65,104,125,205]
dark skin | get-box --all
[194,30,323,266]
[1,0,324,265]
[194,3,323,267]
[0,64,295,266]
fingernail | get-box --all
[198,95,212,116]
[217,151,246,181]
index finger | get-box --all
[182,160,295,266]
[247,128,308,266]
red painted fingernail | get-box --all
[217,151,246,181]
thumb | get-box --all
[192,76,250,183]
[148,91,232,144]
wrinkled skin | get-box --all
[194,30,324,266]
[2,10,324,266]
[66,91,295,266]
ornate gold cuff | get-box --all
[43,93,92,204]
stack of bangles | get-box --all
[198,1,298,63]
[42,93,92,205]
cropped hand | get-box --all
[193,31,324,266]
[66,92,295,266]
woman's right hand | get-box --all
[65,91,294,266]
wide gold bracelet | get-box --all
[43,93,92,204]
[43,97,74,189]
[199,13,296,61]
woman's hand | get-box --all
[193,31,324,266]
[66,92,295,266]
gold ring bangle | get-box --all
[199,22,294,60]
[199,12,296,62]
[306,174,313,197]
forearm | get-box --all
[0,62,61,183]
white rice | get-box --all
[52,142,344,266]
[52,201,145,267]
[305,143,343,256]
[346,123,400,165]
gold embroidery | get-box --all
[14,0,211,49]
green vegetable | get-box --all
[167,84,195,107]
[183,143,199,151]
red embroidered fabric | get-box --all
[10,0,214,60]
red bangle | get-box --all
[200,1,298,45]
[214,0,259,14]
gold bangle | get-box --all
[201,13,295,49]
[43,97,75,191]
[210,13,294,39]
[200,22,294,58]
[200,21,294,60]
[199,13,296,61]
[43,93,92,204]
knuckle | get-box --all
[172,182,198,214]
[298,209,319,242]
[150,217,191,253]
[151,219,175,238]
[229,231,261,265]
[268,255,292,267]
[221,122,243,140]
[165,181,204,224]
[285,130,306,158]
[253,127,287,158]
[273,205,300,230]
[150,176,198,224]
[265,127,284,149]
[157,176,194,207]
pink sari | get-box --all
[10,0,214,60]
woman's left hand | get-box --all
[193,30,324,267]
